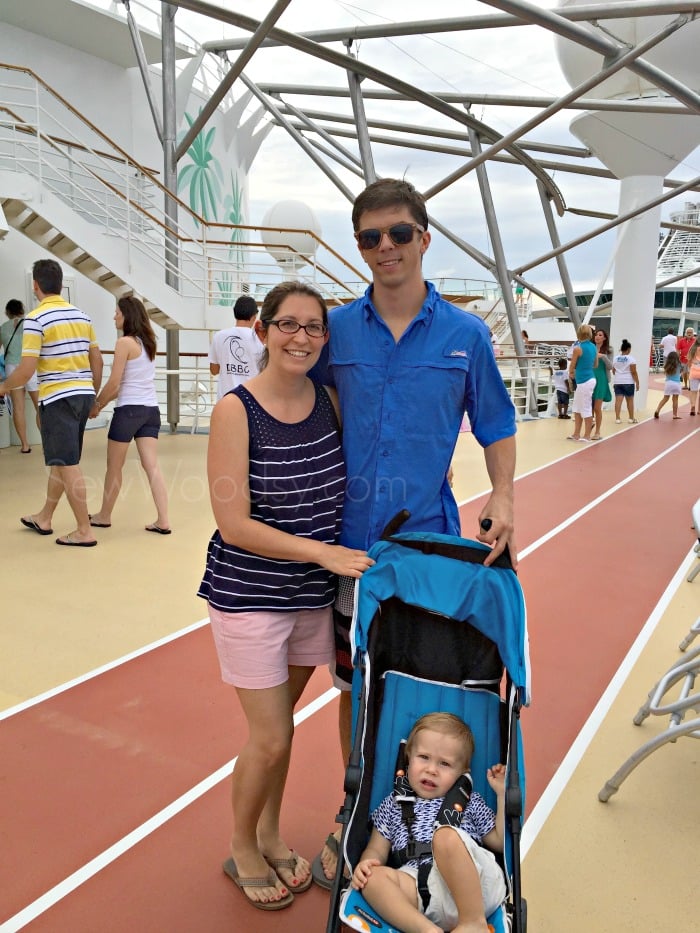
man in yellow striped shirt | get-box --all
[0,259,103,546]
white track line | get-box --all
[4,429,697,925]
[521,546,697,858]
[1,687,339,932]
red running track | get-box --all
[1,416,696,931]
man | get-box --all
[310,178,516,887]
[677,327,695,390]
[0,259,103,546]
[208,294,262,400]
[659,327,678,364]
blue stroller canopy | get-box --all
[352,532,531,704]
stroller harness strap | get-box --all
[390,744,474,909]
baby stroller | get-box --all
[326,514,530,933]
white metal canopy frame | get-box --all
[128,1,700,351]
[45,0,698,425]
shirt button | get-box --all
[382,450,389,457]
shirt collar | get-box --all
[361,281,438,325]
[35,294,71,311]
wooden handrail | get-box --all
[0,61,370,287]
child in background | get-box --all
[352,712,506,933]
[552,357,571,419]
[654,350,683,420]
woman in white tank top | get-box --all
[90,296,170,533]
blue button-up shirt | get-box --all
[313,282,516,550]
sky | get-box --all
[103,0,700,301]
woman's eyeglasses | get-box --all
[267,319,328,338]
[354,223,424,250]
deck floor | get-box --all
[1,379,698,932]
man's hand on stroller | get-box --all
[477,493,516,569]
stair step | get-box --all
[73,254,102,273]
[1,199,28,222]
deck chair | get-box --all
[598,641,700,802]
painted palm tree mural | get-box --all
[177,99,272,305]
[177,113,223,225]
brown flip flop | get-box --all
[222,857,294,910]
[263,851,312,893]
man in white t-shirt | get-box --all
[208,295,263,400]
[659,328,678,362]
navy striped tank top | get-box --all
[198,383,346,612]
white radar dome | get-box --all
[261,200,322,271]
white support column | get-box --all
[608,175,663,412]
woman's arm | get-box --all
[93,337,135,411]
[629,362,639,390]
[208,394,372,577]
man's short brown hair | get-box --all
[352,178,429,232]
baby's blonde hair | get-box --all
[405,712,474,772]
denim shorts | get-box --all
[108,405,161,442]
[613,384,635,398]
[40,394,94,466]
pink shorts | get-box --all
[208,605,334,689]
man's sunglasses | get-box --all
[354,222,424,250]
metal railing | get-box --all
[0,63,370,319]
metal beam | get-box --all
[480,0,700,114]
[468,126,528,368]
[164,0,566,214]
[537,180,581,330]
[239,75,357,203]
[200,3,700,50]
[122,0,163,142]
[274,98,363,170]
[515,171,700,275]
[174,0,292,162]
[345,41,376,184]
[260,84,698,114]
[162,1,179,431]
[423,12,690,201]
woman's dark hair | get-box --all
[595,328,610,355]
[258,281,328,370]
[5,299,24,318]
[351,178,428,232]
[118,295,157,361]
[663,350,680,376]
[620,339,631,353]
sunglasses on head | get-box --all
[354,222,424,250]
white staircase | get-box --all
[0,63,365,330]
[0,172,196,329]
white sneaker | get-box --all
[615,419,621,424]
[628,418,638,424]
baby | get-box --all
[352,712,507,933]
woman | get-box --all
[89,295,170,532]
[198,281,373,912]
[567,323,597,442]
[0,299,40,453]
[612,339,640,423]
[688,337,700,416]
[591,328,612,439]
